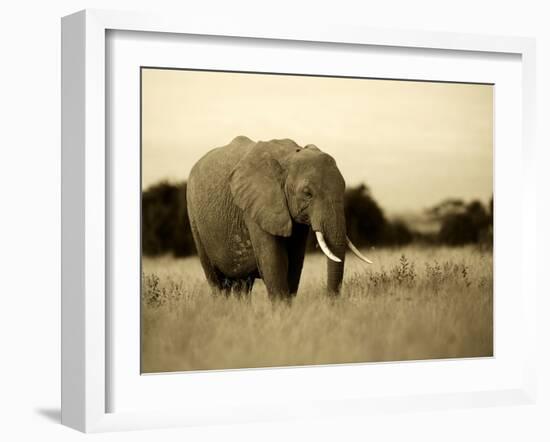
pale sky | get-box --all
[142,68,493,214]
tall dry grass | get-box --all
[141,246,492,372]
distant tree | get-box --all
[344,184,388,247]
[384,219,414,246]
[426,198,467,219]
[427,197,492,246]
[438,212,478,245]
[142,181,196,257]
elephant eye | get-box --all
[303,187,313,198]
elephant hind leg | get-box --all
[286,223,310,296]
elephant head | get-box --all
[230,139,371,294]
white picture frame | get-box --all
[61,9,537,433]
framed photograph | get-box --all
[61,9,537,432]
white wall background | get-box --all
[0,1,547,441]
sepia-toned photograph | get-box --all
[140,67,493,373]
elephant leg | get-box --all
[287,223,310,296]
[246,221,290,300]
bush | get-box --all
[345,184,413,247]
[427,198,493,246]
[345,184,387,246]
[142,181,196,257]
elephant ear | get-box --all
[230,142,292,237]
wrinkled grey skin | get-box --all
[187,136,346,301]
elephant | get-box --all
[186,136,372,301]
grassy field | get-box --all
[141,246,493,373]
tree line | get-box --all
[142,181,493,257]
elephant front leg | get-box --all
[286,223,310,296]
[246,221,290,301]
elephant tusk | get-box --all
[346,236,373,264]
[315,231,342,263]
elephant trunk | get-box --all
[326,238,345,294]
[314,206,346,294]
